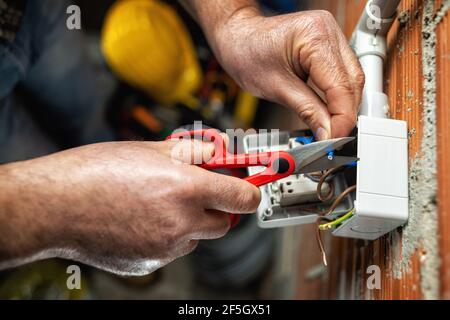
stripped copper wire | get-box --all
[314,166,357,267]
[315,216,333,266]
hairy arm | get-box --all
[0,160,65,269]
[180,0,365,139]
[0,141,260,275]
[179,0,260,38]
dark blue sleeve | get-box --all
[20,0,116,146]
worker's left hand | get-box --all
[210,9,365,139]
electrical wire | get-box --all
[304,171,336,183]
[315,209,354,267]
[315,217,330,266]
[313,165,357,267]
[319,209,355,231]
[291,137,359,266]
[316,166,342,202]
[294,137,358,266]
[323,185,356,215]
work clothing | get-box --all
[0,0,115,164]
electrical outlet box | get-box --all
[243,132,354,229]
[332,115,409,240]
[243,115,408,240]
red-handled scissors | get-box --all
[166,129,356,227]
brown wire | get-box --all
[316,167,342,202]
[315,216,331,266]
[315,179,357,267]
[323,185,356,216]
[300,165,357,267]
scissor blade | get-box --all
[297,155,358,174]
[287,137,355,174]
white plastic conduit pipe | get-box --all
[350,0,401,118]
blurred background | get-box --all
[1,0,449,300]
[0,0,308,300]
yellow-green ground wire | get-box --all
[318,209,355,231]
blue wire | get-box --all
[294,136,357,168]
[295,136,314,145]
[346,161,358,168]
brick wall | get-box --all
[294,0,450,300]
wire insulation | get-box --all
[319,209,355,231]
[314,165,357,267]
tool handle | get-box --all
[201,152,274,170]
[168,129,277,169]
[244,152,296,187]
[167,129,241,226]
[231,152,295,227]
[166,129,296,227]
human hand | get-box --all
[212,9,365,139]
[0,139,260,275]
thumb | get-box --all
[274,75,332,140]
[165,133,229,164]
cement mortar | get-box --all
[392,0,450,300]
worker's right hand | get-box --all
[209,9,365,139]
[0,140,261,275]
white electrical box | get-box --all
[333,116,409,240]
[243,133,354,229]
[243,116,408,240]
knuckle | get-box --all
[175,173,199,200]
[334,81,355,96]
[296,101,318,124]
[309,10,334,30]
[169,183,190,202]
[160,212,198,249]
[176,217,195,240]
[306,24,327,43]
[345,112,358,125]
[316,10,334,20]
[159,219,184,249]
[307,36,327,51]
[162,234,180,250]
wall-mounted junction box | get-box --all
[333,115,409,240]
[243,115,409,240]
[243,132,354,229]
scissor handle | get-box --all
[244,151,295,187]
[234,150,295,226]
[166,129,296,227]
[167,129,294,169]
[166,129,240,226]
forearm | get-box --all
[0,160,63,269]
[179,0,262,50]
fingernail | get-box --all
[316,127,330,141]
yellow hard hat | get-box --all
[101,0,202,108]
